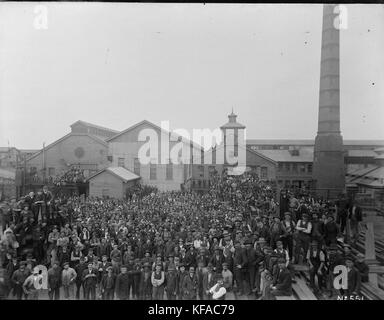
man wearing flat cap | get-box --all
[11,261,29,300]
[294,213,312,264]
[165,263,178,300]
[82,263,98,300]
[344,256,361,296]
[270,258,292,299]
[100,266,116,300]
[62,261,77,300]
[139,262,152,300]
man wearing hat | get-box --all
[281,212,296,260]
[115,265,130,300]
[344,256,361,296]
[232,241,247,296]
[151,262,165,299]
[210,248,225,274]
[181,266,198,300]
[11,261,29,300]
[324,214,339,247]
[202,263,216,300]
[208,274,227,300]
[307,241,325,294]
[176,262,187,300]
[100,266,116,300]
[23,266,43,300]
[165,263,178,300]
[139,262,152,300]
[75,256,87,299]
[82,263,98,300]
[324,243,343,298]
[270,258,292,299]
[47,260,62,300]
[62,261,77,300]
[221,262,233,293]
[294,213,312,264]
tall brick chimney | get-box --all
[313,4,345,199]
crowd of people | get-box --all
[0,170,368,300]
[52,167,86,186]
[29,167,86,186]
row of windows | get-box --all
[277,162,312,173]
[118,158,173,180]
[277,180,312,188]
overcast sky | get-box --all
[0,3,383,149]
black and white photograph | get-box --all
[0,1,384,309]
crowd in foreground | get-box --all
[0,170,368,300]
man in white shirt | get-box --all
[294,213,312,264]
[209,275,227,300]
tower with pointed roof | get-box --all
[220,109,246,165]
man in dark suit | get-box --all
[232,241,248,296]
[82,263,98,300]
[270,258,292,299]
[202,263,216,299]
[348,202,362,244]
[100,266,116,300]
[345,257,361,296]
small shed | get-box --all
[88,167,140,199]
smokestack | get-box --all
[312,4,345,198]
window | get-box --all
[166,162,173,180]
[150,163,157,180]
[198,165,204,178]
[278,163,283,172]
[261,167,268,179]
[292,163,298,173]
[307,164,313,173]
[285,163,290,172]
[48,167,55,176]
[118,157,125,167]
[134,158,140,176]
[299,164,306,173]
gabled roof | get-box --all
[106,119,203,151]
[87,166,141,183]
[70,120,119,134]
[26,133,108,162]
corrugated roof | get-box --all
[346,166,379,178]
[246,139,384,146]
[88,166,141,183]
[257,148,314,162]
[347,150,378,157]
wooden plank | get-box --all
[292,264,310,272]
[276,295,296,300]
[292,283,307,300]
[295,277,318,300]
[361,283,384,300]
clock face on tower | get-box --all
[74,147,85,159]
